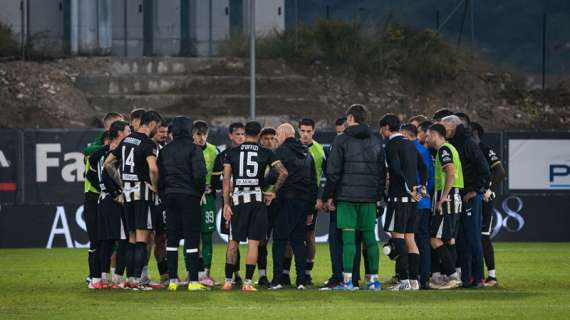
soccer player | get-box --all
[408,115,429,128]
[295,118,326,285]
[130,108,146,132]
[425,124,463,290]
[139,123,169,289]
[257,127,278,287]
[191,120,219,287]
[417,120,433,147]
[471,122,506,287]
[104,110,163,290]
[212,122,246,285]
[158,116,208,291]
[380,114,427,291]
[222,121,288,291]
[326,105,385,291]
[270,123,317,290]
[401,124,435,290]
[90,120,131,289]
[441,115,490,288]
[432,108,454,122]
[84,112,124,288]
[335,117,347,135]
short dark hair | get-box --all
[433,108,453,121]
[193,120,209,134]
[140,110,163,126]
[103,112,123,123]
[346,104,368,124]
[335,117,347,126]
[260,127,276,137]
[299,118,315,129]
[455,112,471,127]
[401,123,418,137]
[471,121,484,138]
[428,124,447,139]
[418,120,433,132]
[245,121,262,137]
[109,120,130,139]
[228,122,245,134]
[408,115,429,124]
[130,108,146,121]
[379,114,401,132]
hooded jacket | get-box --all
[449,124,490,194]
[274,137,318,203]
[325,124,386,203]
[157,117,206,198]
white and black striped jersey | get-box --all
[112,132,157,184]
[224,142,278,205]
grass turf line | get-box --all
[0,243,569,319]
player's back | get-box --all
[225,142,276,204]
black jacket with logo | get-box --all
[157,117,206,198]
[325,124,386,203]
[449,124,491,194]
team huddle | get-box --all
[83,104,505,291]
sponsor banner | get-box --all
[508,139,570,190]
[1,194,567,248]
[0,130,20,204]
[22,129,100,205]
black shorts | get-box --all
[430,212,459,241]
[481,198,494,236]
[97,195,127,241]
[84,193,99,242]
[306,208,318,232]
[383,201,418,234]
[151,200,166,235]
[124,200,153,232]
[230,201,268,242]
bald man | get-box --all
[269,123,318,290]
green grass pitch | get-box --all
[1,243,569,319]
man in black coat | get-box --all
[270,123,317,290]
[325,104,386,291]
[157,116,207,291]
[441,115,491,288]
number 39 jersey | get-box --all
[112,132,157,185]
[224,142,278,205]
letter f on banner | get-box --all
[37,144,61,182]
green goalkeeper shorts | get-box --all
[336,202,377,231]
[201,193,216,233]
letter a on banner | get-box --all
[46,206,73,248]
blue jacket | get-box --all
[413,140,434,210]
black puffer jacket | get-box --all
[157,117,206,198]
[325,124,386,203]
[274,137,317,203]
[449,124,491,194]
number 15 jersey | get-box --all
[224,142,278,205]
